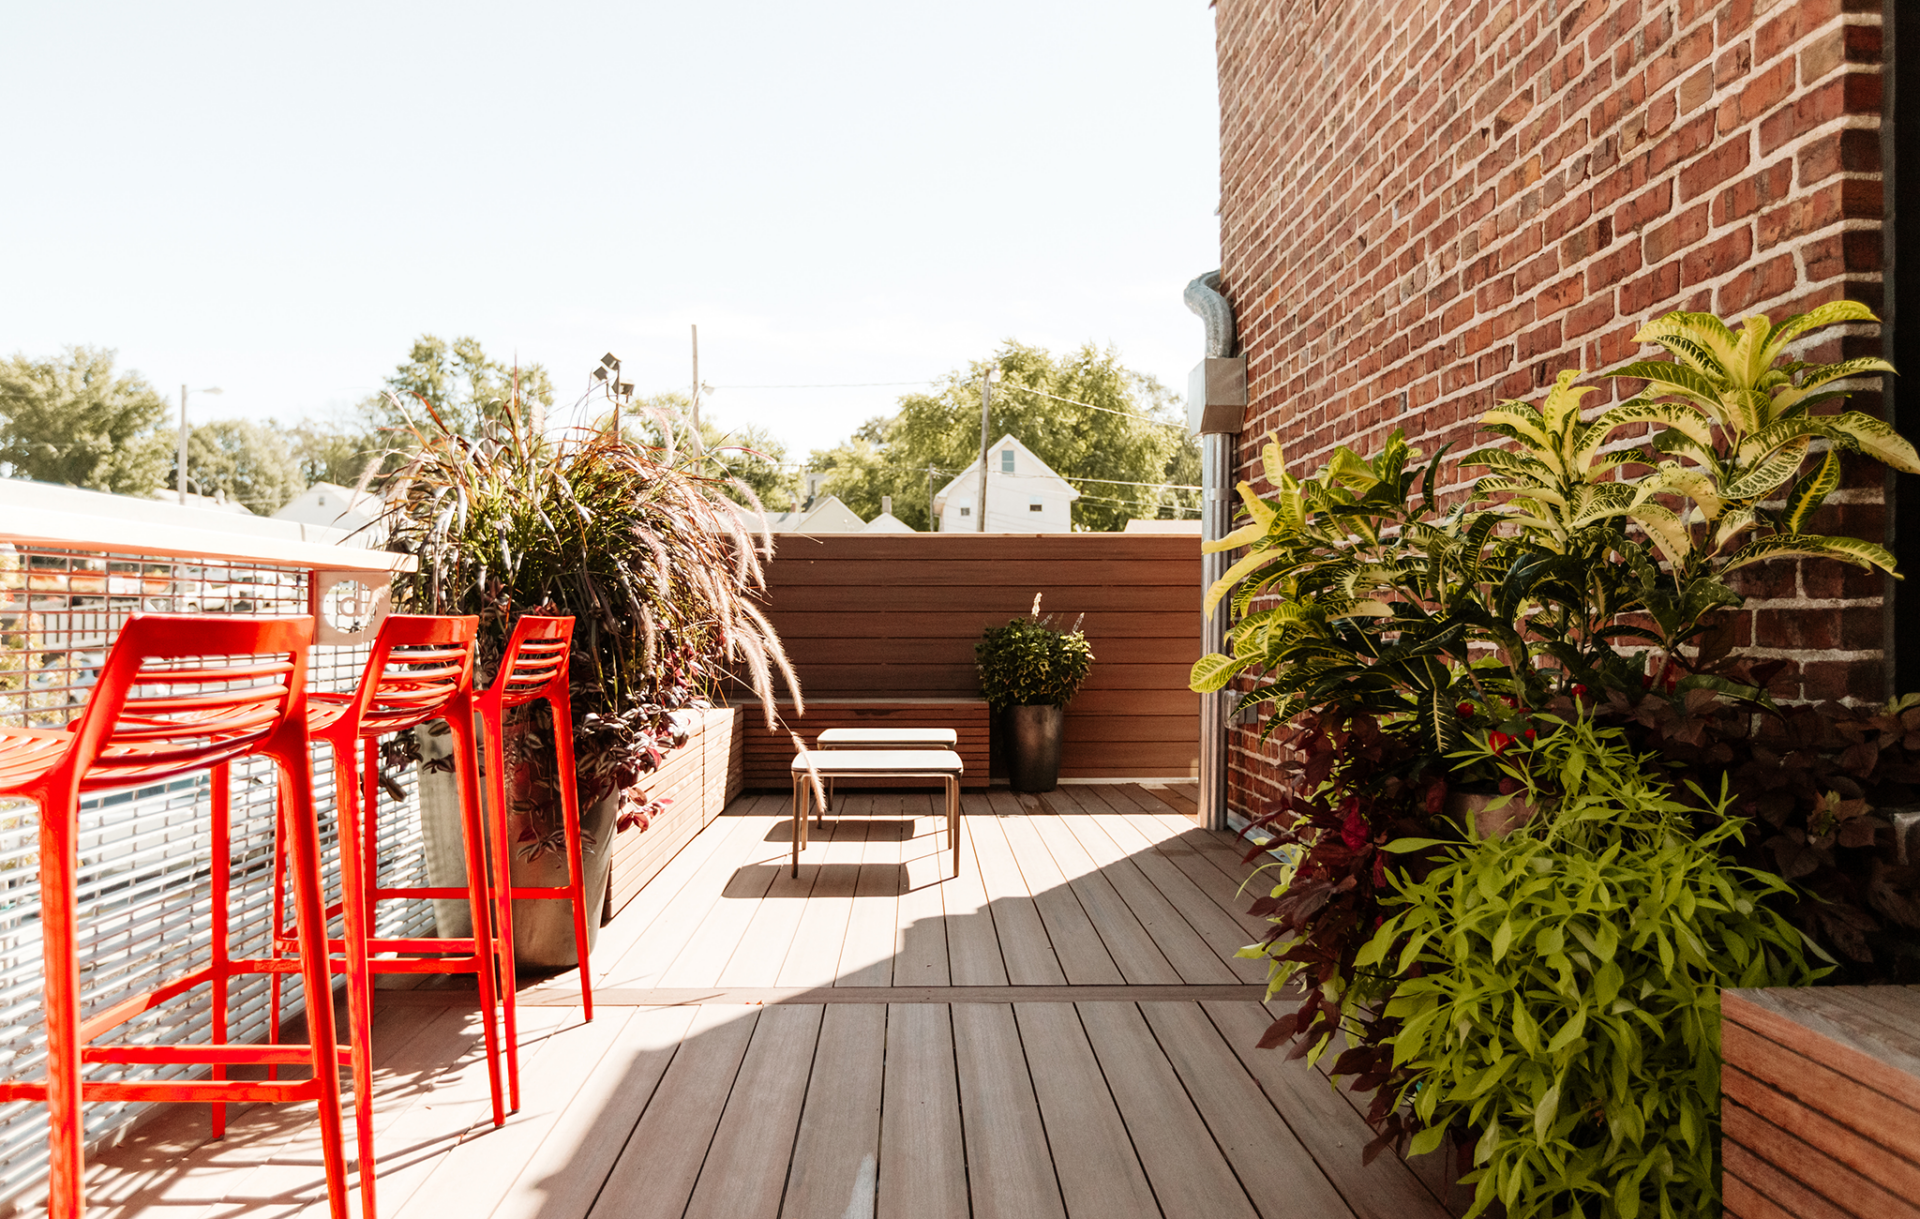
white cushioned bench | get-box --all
[789,749,964,878]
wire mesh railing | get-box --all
[0,543,434,1205]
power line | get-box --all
[992,381,1185,428]
[709,380,938,390]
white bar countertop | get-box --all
[0,478,417,573]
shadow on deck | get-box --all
[77,785,1468,1219]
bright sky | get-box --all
[1,2,1221,462]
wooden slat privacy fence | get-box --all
[746,533,1202,781]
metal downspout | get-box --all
[1184,271,1245,832]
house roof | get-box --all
[861,512,916,533]
[932,435,1081,511]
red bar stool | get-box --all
[266,614,512,1217]
[474,615,593,1027]
[0,615,353,1219]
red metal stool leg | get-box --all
[210,762,231,1141]
[275,725,353,1219]
[329,736,382,1217]
[479,708,521,1111]
[37,785,83,1219]
[549,696,594,1021]
[447,707,508,1126]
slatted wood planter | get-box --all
[605,706,743,916]
[750,533,1200,780]
[1720,986,1920,1218]
[741,699,991,790]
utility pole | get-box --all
[976,366,997,532]
[928,464,937,532]
[178,384,221,504]
[690,324,702,456]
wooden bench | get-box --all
[790,749,963,878]
[743,699,988,790]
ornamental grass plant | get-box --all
[380,384,800,853]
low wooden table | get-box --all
[790,749,963,879]
[813,728,959,812]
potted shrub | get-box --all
[976,595,1092,792]
[380,385,799,964]
[1188,303,1920,1198]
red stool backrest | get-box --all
[343,615,480,736]
[60,614,313,790]
[488,616,574,710]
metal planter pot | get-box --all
[415,723,614,966]
[1005,704,1066,793]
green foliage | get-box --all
[1367,718,1817,1218]
[383,383,800,842]
[171,418,306,512]
[0,346,171,493]
[975,597,1094,709]
[606,392,800,514]
[808,341,1187,531]
[1193,305,1911,730]
[367,334,556,441]
[287,414,383,488]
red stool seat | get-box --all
[0,615,354,1219]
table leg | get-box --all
[949,776,960,878]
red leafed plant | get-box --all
[1239,708,1452,1153]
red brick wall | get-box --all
[1214,0,1888,816]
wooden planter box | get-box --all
[1721,986,1920,1217]
[605,706,743,916]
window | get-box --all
[1001,449,1015,473]
[1029,497,1043,512]
[958,506,970,517]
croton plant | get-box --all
[1192,304,1920,1213]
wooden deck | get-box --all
[76,785,1462,1219]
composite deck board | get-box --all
[1076,1000,1259,1219]
[893,792,953,987]
[1205,1001,1451,1219]
[941,795,1011,987]
[1082,812,1269,985]
[1025,813,1182,985]
[878,1003,970,1219]
[1053,813,1238,985]
[776,812,871,988]
[993,793,1126,986]
[1141,1001,1358,1219]
[1013,1002,1164,1218]
[657,795,790,988]
[588,1003,760,1219]
[76,797,1453,1219]
[683,1003,825,1219]
[839,794,908,987]
[952,1003,1068,1219]
[967,799,1069,986]
[781,1003,887,1219]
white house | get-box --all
[272,483,382,539]
[932,435,1078,533]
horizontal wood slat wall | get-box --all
[744,533,1201,781]
[1720,987,1920,1218]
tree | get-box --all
[0,346,171,493]
[807,342,1188,532]
[287,414,383,488]
[171,419,306,513]
[598,391,801,513]
[368,334,556,440]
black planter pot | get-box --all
[1005,704,1065,792]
